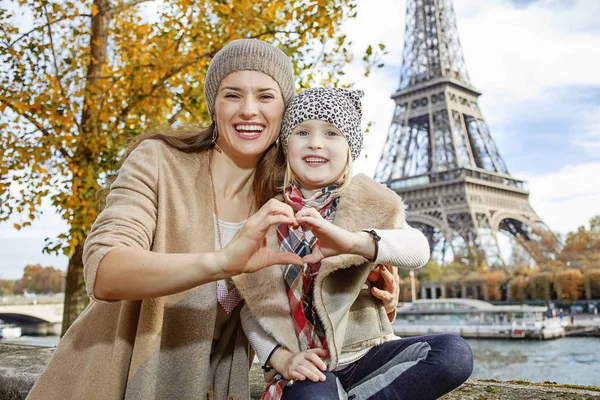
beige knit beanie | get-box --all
[204,39,295,118]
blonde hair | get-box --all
[282,146,353,197]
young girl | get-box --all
[233,88,473,399]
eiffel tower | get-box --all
[375,0,555,266]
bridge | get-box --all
[0,297,63,336]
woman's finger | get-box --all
[264,215,298,230]
[379,265,396,284]
[302,254,320,264]
[371,286,391,301]
[270,251,304,266]
[259,199,297,221]
[368,269,382,283]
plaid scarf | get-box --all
[261,183,340,400]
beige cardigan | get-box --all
[233,175,411,371]
[27,140,250,400]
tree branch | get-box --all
[0,99,72,161]
[112,48,218,131]
[7,15,92,49]
[42,4,83,135]
[106,0,155,17]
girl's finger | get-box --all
[299,359,326,381]
[306,208,323,219]
[306,352,327,371]
[295,215,322,230]
[290,370,304,381]
[297,365,322,382]
[292,369,307,381]
[307,348,329,357]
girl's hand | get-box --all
[368,264,400,315]
[296,208,372,263]
[270,347,329,382]
[220,199,303,275]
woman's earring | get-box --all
[212,124,222,152]
[212,123,218,145]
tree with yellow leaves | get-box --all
[555,269,584,302]
[1,0,384,333]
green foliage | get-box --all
[509,276,531,301]
[0,280,16,296]
[415,260,443,282]
[531,272,553,301]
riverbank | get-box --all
[1,343,600,400]
[3,335,600,386]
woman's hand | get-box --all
[295,208,375,264]
[269,347,329,382]
[368,265,400,316]
[220,199,303,275]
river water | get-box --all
[466,337,600,386]
[3,336,599,386]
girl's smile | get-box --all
[303,154,329,167]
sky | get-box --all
[1,0,599,279]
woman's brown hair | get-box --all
[99,123,285,209]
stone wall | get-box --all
[1,344,599,400]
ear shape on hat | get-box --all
[347,89,364,116]
[350,89,365,100]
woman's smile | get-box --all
[233,122,266,140]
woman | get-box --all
[26,39,398,400]
[27,39,298,400]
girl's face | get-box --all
[214,71,285,165]
[287,120,350,194]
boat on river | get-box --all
[393,299,565,339]
[0,321,22,339]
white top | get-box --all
[212,214,245,340]
[210,214,284,350]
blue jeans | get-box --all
[281,334,473,400]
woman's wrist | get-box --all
[200,250,234,281]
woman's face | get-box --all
[287,120,350,194]
[214,71,285,164]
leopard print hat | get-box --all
[280,87,364,161]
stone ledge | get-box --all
[1,344,599,400]
[0,344,55,400]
